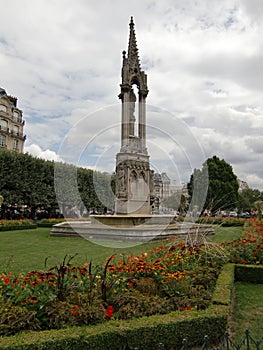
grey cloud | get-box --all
[0,0,263,190]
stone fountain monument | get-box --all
[115,16,154,215]
[50,18,214,242]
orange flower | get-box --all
[29,296,39,303]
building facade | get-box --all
[0,88,26,153]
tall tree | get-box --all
[0,149,114,217]
[187,155,239,212]
[237,188,263,212]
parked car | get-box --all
[239,212,251,218]
[229,211,238,217]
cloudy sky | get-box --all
[1,0,263,190]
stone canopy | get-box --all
[115,17,155,215]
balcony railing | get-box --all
[0,110,24,124]
[0,127,26,140]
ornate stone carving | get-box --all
[116,163,127,198]
[115,18,154,215]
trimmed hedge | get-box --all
[212,263,235,306]
[0,305,228,350]
[0,265,234,350]
[0,225,37,231]
[36,223,56,227]
[2,264,261,349]
[235,264,263,284]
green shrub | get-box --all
[235,264,263,284]
[0,261,233,349]
[111,290,172,319]
[46,300,106,329]
[0,305,228,350]
[212,263,235,306]
[0,302,40,336]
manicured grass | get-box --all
[230,282,263,343]
[0,225,243,274]
[208,225,244,243]
[0,227,163,274]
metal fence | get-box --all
[131,330,263,350]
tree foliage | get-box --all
[187,155,239,212]
[0,149,114,216]
[237,188,263,212]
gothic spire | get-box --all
[127,16,141,69]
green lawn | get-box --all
[0,225,243,274]
[1,224,262,343]
[0,227,164,274]
[230,282,263,343]
[208,225,244,243]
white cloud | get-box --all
[0,0,263,190]
[24,144,64,162]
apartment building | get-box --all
[0,88,26,153]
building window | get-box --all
[0,119,8,131]
[13,139,19,150]
[0,135,6,147]
[0,104,7,112]
[13,111,20,122]
[13,125,19,135]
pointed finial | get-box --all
[127,16,140,69]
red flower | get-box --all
[105,305,114,319]
[70,305,81,316]
[182,306,193,311]
[3,277,10,285]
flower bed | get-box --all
[37,218,65,227]
[0,219,262,338]
[0,219,37,231]
[195,216,246,226]
[222,219,263,265]
[0,241,225,336]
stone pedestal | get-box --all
[50,219,215,243]
[115,152,154,215]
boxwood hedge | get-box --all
[0,264,236,350]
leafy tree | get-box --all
[187,155,239,212]
[0,149,114,217]
[237,188,263,212]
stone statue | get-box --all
[129,88,136,136]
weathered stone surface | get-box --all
[50,220,214,242]
[115,17,154,215]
